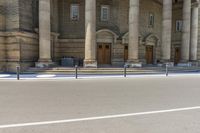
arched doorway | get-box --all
[144,34,160,65]
[96,29,118,66]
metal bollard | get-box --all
[16,66,20,80]
[166,63,169,77]
[124,65,127,77]
[75,65,78,79]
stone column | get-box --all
[84,0,97,67]
[161,0,172,63]
[127,0,141,67]
[190,2,199,61]
[180,0,191,63]
[36,0,53,67]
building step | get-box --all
[24,67,200,74]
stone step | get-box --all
[24,67,200,74]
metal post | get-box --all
[124,65,127,77]
[75,65,78,79]
[166,63,169,77]
[16,66,20,80]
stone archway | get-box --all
[96,29,118,66]
[144,34,160,64]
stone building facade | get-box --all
[0,0,199,71]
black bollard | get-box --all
[124,65,127,77]
[75,65,78,79]
[166,63,169,77]
[16,66,20,80]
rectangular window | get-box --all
[70,4,79,21]
[176,20,183,32]
[101,5,110,21]
[149,13,154,27]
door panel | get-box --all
[104,44,111,64]
[124,45,128,61]
[97,43,111,65]
[146,46,153,64]
[97,45,104,64]
[174,47,180,65]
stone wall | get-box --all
[58,0,85,39]
[0,32,38,72]
[0,0,39,72]
[19,0,34,32]
[0,0,6,31]
[56,39,85,65]
[0,32,6,71]
[5,0,20,31]
[112,41,124,66]
[140,0,162,39]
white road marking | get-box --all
[1,73,200,80]
[36,75,56,78]
[0,74,11,78]
[0,106,200,129]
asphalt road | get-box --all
[0,76,200,133]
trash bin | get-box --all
[61,58,74,67]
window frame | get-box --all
[101,5,110,21]
[175,20,183,32]
[149,12,155,28]
[70,4,80,21]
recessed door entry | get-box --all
[124,45,128,62]
[97,43,111,65]
[174,47,180,65]
[146,46,154,64]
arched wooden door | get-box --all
[146,46,154,64]
[97,43,111,65]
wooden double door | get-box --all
[146,46,154,64]
[97,43,111,65]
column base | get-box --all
[35,60,56,68]
[190,61,199,66]
[157,60,174,67]
[84,60,97,68]
[177,61,192,67]
[125,60,142,68]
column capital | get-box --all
[192,1,199,8]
